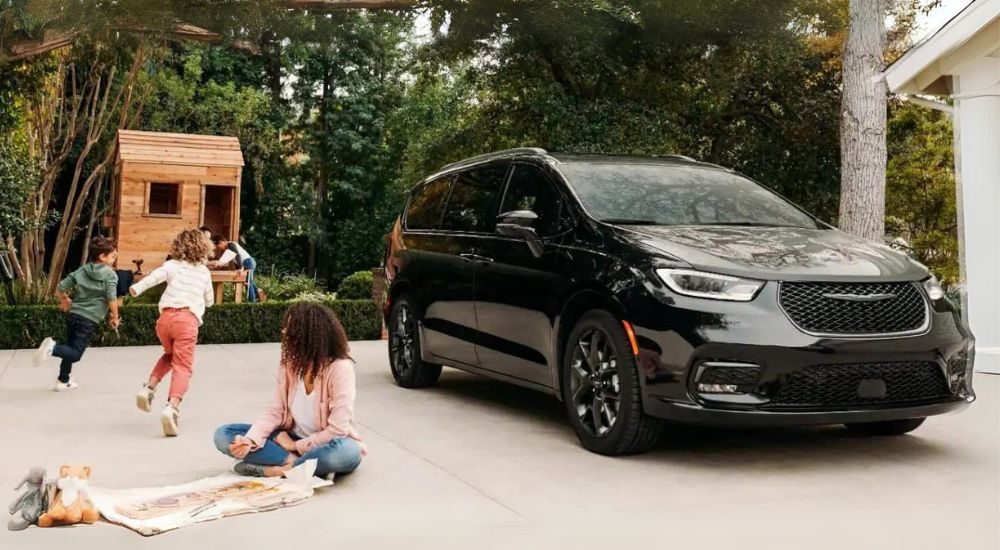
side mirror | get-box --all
[496,210,544,258]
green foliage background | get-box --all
[0,0,961,292]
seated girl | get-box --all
[213,303,365,478]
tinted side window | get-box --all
[405,177,452,230]
[500,164,566,237]
[441,165,509,233]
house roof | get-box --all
[116,130,245,167]
[884,0,1000,94]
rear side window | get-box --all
[441,165,509,233]
[500,164,567,237]
[405,177,452,230]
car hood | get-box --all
[617,225,928,282]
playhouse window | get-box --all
[147,183,182,216]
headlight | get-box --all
[923,275,944,301]
[656,268,764,302]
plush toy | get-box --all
[7,467,48,531]
[37,465,99,528]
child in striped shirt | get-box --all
[129,229,215,437]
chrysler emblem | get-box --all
[822,293,896,302]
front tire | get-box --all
[561,310,663,455]
[388,295,442,388]
[845,417,926,436]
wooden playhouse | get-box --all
[108,130,249,300]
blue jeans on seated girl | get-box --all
[213,423,361,476]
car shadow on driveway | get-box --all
[428,371,963,472]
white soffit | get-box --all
[885,0,1000,94]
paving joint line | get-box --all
[356,419,533,525]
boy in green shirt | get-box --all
[34,236,120,391]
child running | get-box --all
[129,229,215,437]
[34,236,120,391]
[213,302,364,479]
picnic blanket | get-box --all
[89,461,332,536]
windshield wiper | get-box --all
[600,218,660,225]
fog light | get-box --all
[948,352,970,389]
[695,361,762,394]
[697,383,740,393]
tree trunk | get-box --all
[79,175,107,266]
[307,64,334,274]
[46,49,148,293]
[839,0,888,242]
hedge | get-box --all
[336,270,374,300]
[0,300,382,350]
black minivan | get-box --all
[383,148,974,455]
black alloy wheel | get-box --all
[562,310,663,455]
[569,327,622,437]
[388,296,442,388]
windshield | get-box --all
[558,162,820,228]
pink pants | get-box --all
[150,308,199,402]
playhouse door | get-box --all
[202,185,236,239]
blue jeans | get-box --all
[53,313,98,383]
[213,423,362,477]
[242,258,258,303]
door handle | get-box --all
[460,253,494,264]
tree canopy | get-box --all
[0,0,961,291]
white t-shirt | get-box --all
[291,379,319,439]
[130,260,214,324]
[217,242,252,267]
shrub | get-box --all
[337,270,373,300]
[222,273,323,302]
[291,291,338,303]
[0,300,381,349]
[5,279,57,306]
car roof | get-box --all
[549,152,709,167]
[414,148,727,192]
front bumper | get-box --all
[644,396,972,427]
[623,282,976,426]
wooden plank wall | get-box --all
[115,161,240,273]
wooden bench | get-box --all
[211,270,248,304]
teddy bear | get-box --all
[7,467,49,530]
[37,465,100,527]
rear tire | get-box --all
[388,295,442,388]
[561,310,663,455]
[845,417,926,436]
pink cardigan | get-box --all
[245,358,364,455]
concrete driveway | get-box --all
[1,341,997,549]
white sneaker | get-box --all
[135,384,155,412]
[54,379,79,392]
[160,405,179,437]
[34,337,54,367]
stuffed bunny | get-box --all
[7,467,48,531]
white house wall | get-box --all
[955,55,1000,373]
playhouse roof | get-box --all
[116,130,245,168]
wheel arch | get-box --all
[552,286,629,399]
[385,280,413,320]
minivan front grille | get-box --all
[778,281,927,336]
[767,361,951,409]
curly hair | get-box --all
[87,236,117,262]
[281,302,351,380]
[168,228,213,264]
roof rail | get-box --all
[438,147,548,173]
[652,153,696,162]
